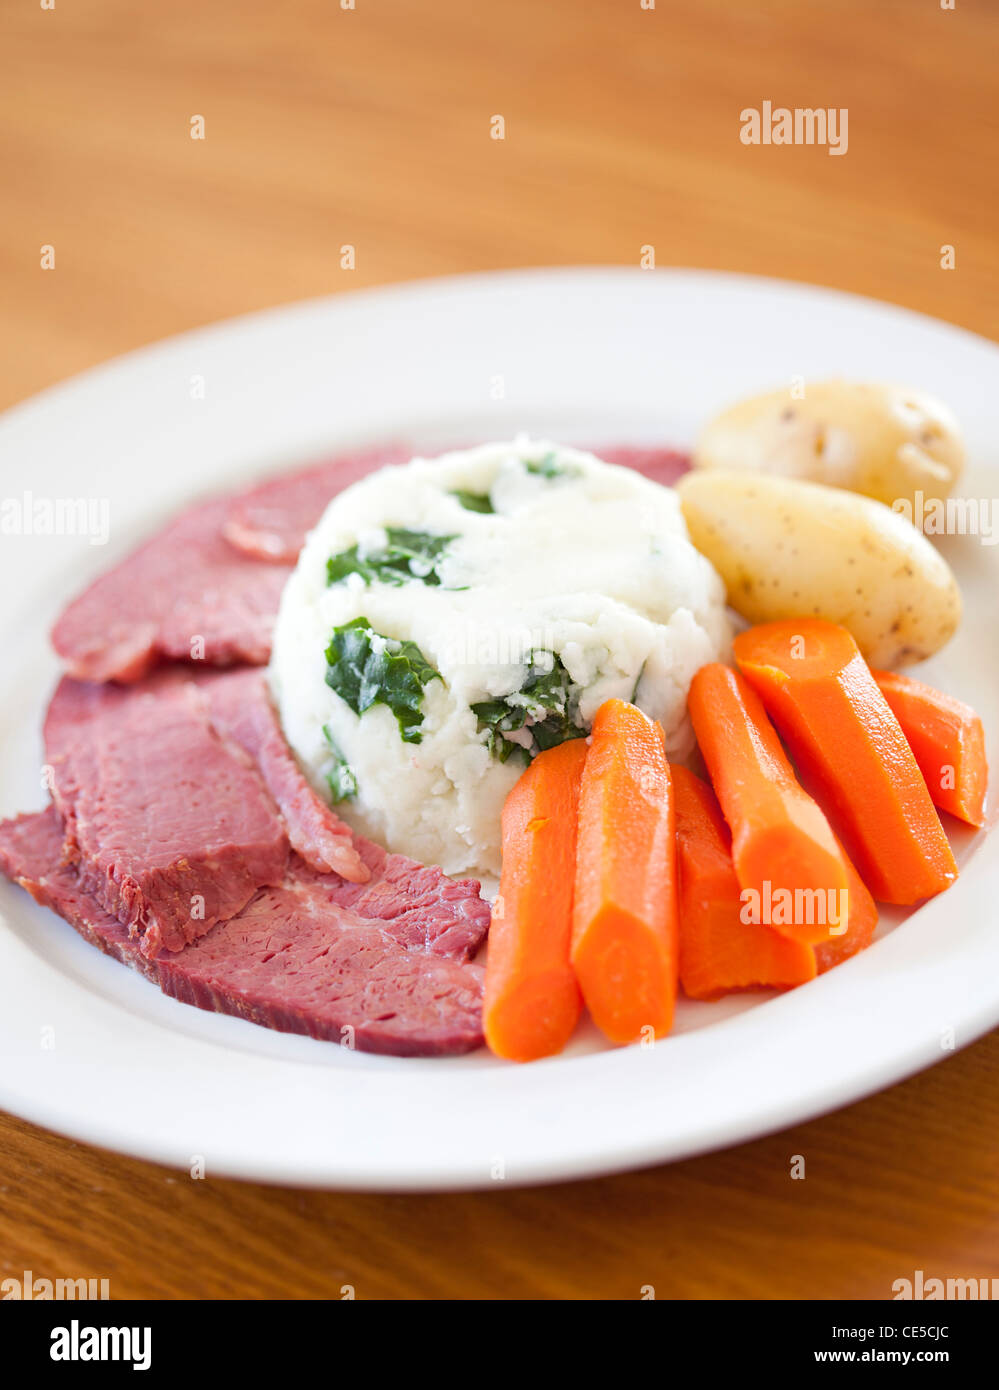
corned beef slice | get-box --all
[43,669,372,955]
[51,496,291,683]
[222,445,411,563]
[44,675,291,956]
[594,445,690,488]
[20,666,489,1053]
[51,449,409,684]
[198,668,367,883]
[0,808,487,1056]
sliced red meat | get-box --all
[337,834,492,962]
[197,667,367,882]
[0,807,487,1056]
[594,445,690,488]
[44,669,372,956]
[44,674,292,956]
[222,445,412,562]
[51,496,291,683]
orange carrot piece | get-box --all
[873,670,988,829]
[484,739,588,1061]
[813,834,879,974]
[672,766,817,999]
[687,664,848,945]
[571,699,678,1045]
[733,621,958,905]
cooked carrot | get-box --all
[672,766,817,999]
[484,739,588,1062]
[873,670,988,828]
[571,699,678,1045]
[733,620,958,905]
[813,835,879,974]
[687,664,848,945]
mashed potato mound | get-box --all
[270,440,730,886]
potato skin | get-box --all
[676,470,962,668]
[694,380,964,512]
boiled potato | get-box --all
[694,380,964,512]
[676,470,961,668]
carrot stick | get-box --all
[687,664,848,945]
[873,670,988,828]
[484,739,588,1061]
[571,699,678,1045]
[733,620,958,905]
[672,766,817,998]
[813,836,879,974]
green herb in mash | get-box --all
[321,723,358,802]
[472,651,586,762]
[325,617,441,745]
[326,528,456,588]
[450,488,494,514]
[525,451,578,481]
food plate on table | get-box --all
[0,267,996,1190]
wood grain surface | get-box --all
[1,0,997,1300]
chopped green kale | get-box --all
[326,528,456,588]
[524,451,578,480]
[450,488,494,514]
[325,618,441,745]
[321,723,358,802]
[472,651,586,761]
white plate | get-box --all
[0,269,996,1190]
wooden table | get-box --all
[1,0,996,1299]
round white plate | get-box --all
[1,268,996,1190]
